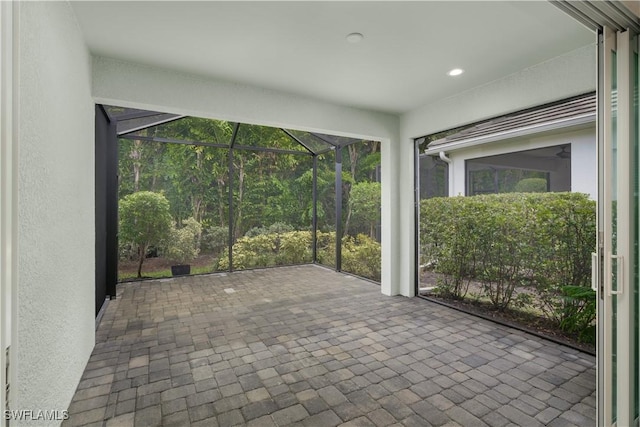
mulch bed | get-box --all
[420,270,596,355]
[118,254,219,280]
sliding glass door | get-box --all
[598,26,639,427]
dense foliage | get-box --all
[117,117,382,280]
[420,193,596,342]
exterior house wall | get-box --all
[398,45,597,297]
[446,127,596,199]
[15,1,95,420]
[571,132,597,198]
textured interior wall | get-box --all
[397,45,597,297]
[1,0,15,351]
[17,1,94,420]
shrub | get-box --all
[514,178,547,193]
[217,229,312,270]
[118,241,137,262]
[421,192,597,338]
[558,285,596,343]
[119,191,172,278]
[164,217,202,265]
[474,194,539,310]
[529,193,596,326]
[341,234,381,281]
[316,231,336,267]
[348,182,381,238]
[245,222,295,238]
[215,229,381,282]
[277,231,313,265]
[201,226,228,254]
[421,196,482,299]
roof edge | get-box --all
[423,113,595,156]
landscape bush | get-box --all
[216,230,381,281]
[164,217,202,265]
[341,234,382,281]
[201,225,228,255]
[244,222,295,238]
[421,192,596,341]
[420,197,481,299]
[119,191,173,278]
[528,194,596,326]
[559,285,597,344]
[316,231,336,267]
[217,230,312,270]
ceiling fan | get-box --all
[556,145,571,159]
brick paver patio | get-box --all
[64,265,596,427]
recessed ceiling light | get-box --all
[447,68,464,77]
[346,32,364,43]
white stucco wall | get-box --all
[397,44,597,297]
[571,131,597,198]
[1,0,16,416]
[444,126,596,198]
[16,1,95,421]
[91,56,403,296]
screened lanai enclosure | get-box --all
[102,106,381,284]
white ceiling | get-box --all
[71,1,594,115]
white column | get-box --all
[381,135,402,296]
[398,136,416,296]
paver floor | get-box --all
[64,265,596,427]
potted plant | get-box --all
[165,217,202,276]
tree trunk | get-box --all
[369,141,380,181]
[344,203,352,237]
[137,244,147,278]
[234,156,245,240]
[192,196,204,223]
[348,144,359,182]
[131,139,143,192]
[217,179,226,227]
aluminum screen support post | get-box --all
[228,123,240,273]
[335,147,342,272]
[312,156,318,263]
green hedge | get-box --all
[217,230,381,281]
[421,193,596,342]
[217,230,312,270]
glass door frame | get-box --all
[598,26,639,427]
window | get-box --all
[419,155,448,198]
[466,144,571,196]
